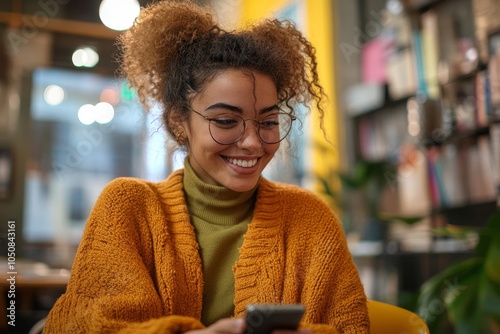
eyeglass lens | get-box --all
[208,113,294,144]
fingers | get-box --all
[271,329,312,334]
[210,317,245,334]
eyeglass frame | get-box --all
[188,108,297,145]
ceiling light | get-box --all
[95,102,115,124]
[44,85,65,106]
[77,103,115,125]
[78,104,96,125]
[99,0,141,31]
[72,47,99,68]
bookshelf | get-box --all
[339,0,500,303]
[344,0,499,225]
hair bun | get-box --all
[119,0,219,108]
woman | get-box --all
[44,1,369,333]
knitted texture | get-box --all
[43,169,369,333]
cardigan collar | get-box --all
[156,168,283,317]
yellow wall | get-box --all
[305,0,340,191]
[239,0,291,22]
[239,0,341,197]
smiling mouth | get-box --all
[225,157,258,168]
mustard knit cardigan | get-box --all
[44,169,369,333]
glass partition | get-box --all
[23,67,168,266]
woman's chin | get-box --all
[224,178,260,192]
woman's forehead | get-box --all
[192,69,278,113]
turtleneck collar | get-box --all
[182,157,258,226]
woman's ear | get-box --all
[168,109,188,145]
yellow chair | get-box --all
[367,299,430,334]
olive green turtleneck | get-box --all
[182,158,257,326]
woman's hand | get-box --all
[185,317,312,334]
[186,318,245,334]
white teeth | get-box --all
[227,158,258,168]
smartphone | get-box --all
[244,304,305,334]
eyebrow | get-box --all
[205,102,280,114]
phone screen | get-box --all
[244,304,305,334]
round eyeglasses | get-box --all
[190,109,297,145]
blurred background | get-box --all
[0,0,499,333]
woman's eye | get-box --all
[212,118,239,128]
[260,116,280,129]
[261,120,279,126]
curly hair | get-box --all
[118,0,326,142]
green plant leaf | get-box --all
[336,160,391,189]
[476,210,500,258]
[337,168,367,188]
[432,226,479,240]
[447,277,484,334]
[444,271,480,325]
[416,210,500,334]
[416,258,483,332]
[479,271,500,319]
[317,176,334,197]
[378,212,425,225]
[485,231,500,284]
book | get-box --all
[472,0,500,63]
[357,109,409,161]
[467,137,497,203]
[442,80,476,133]
[490,124,500,200]
[489,52,500,118]
[362,36,393,84]
[412,30,427,94]
[441,144,468,206]
[387,48,418,100]
[397,144,432,215]
[475,71,490,126]
[427,147,443,208]
[435,10,459,83]
[421,9,441,99]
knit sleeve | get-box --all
[276,187,369,334]
[300,323,339,334]
[43,178,205,334]
[299,202,370,334]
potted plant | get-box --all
[416,210,500,333]
[317,159,422,240]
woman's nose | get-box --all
[237,120,262,148]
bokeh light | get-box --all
[44,85,65,106]
[72,47,99,68]
[95,102,115,124]
[78,104,96,125]
[99,0,141,31]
